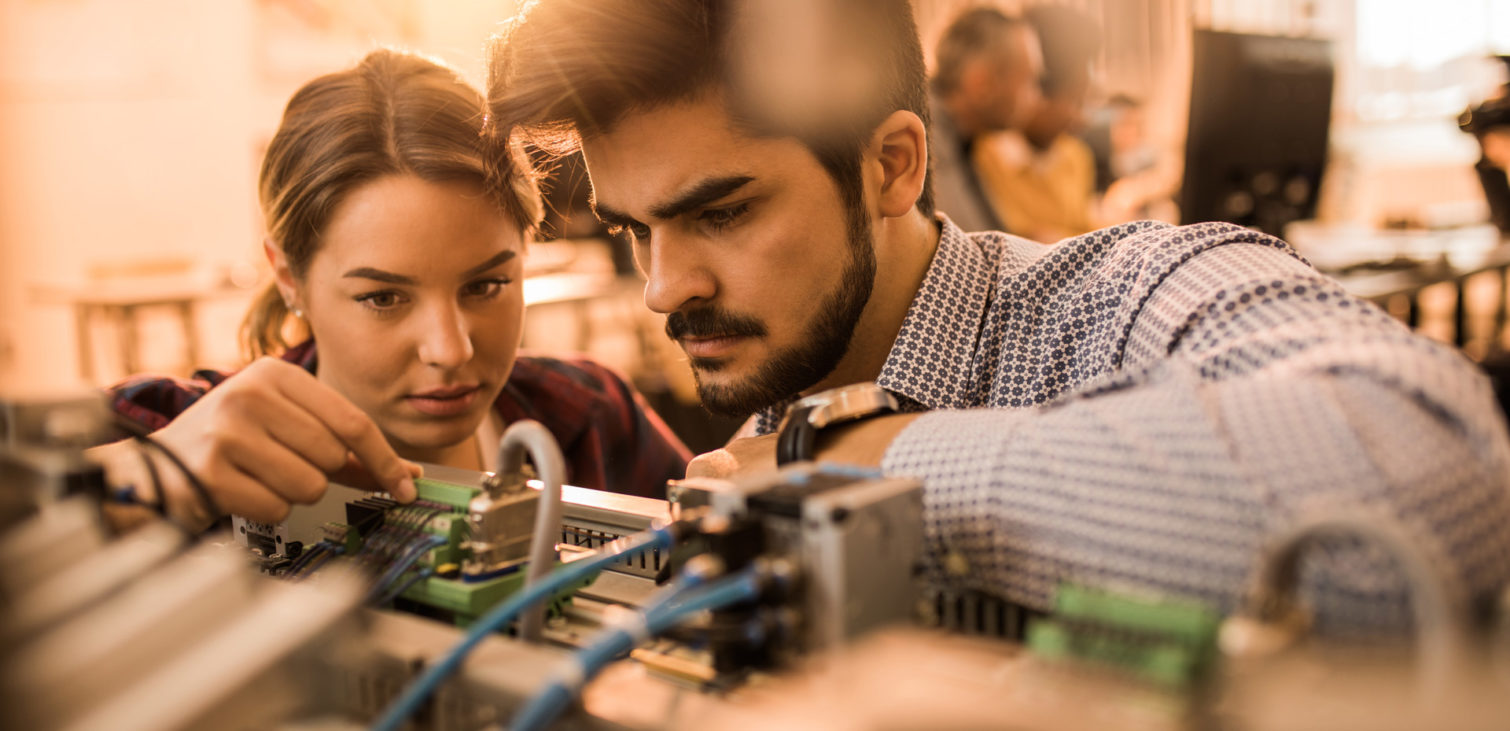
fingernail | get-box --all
[397,477,417,503]
[407,461,425,478]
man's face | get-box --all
[581,96,876,417]
[1024,82,1089,149]
[980,25,1045,131]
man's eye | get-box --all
[700,203,749,232]
[462,278,513,298]
[607,223,651,242]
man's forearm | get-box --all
[881,355,1510,634]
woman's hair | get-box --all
[243,48,543,359]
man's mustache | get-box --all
[665,307,767,341]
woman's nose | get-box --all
[416,304,475,368]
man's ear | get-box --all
[262,238,300,310]
[869,109,928,218]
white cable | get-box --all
[494,420,567,642]
[1243,509,1473,698]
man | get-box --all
[486,0,1510,633]
[927,7,1043,233]
[974,4,1101,242]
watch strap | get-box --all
[776,404,818,466]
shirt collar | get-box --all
[283,338,319,373]
[875,215,998,410]
[750,215,998,434]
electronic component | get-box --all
[671,463,925,661]
[464,466,539,579]
[9,402,1509,731]
[1027,583,1221,688]
[0,393,116,527]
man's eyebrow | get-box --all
[589,175,755,232]
[590,199,640,230]
[461,250,518,278]
[650,175,755,220]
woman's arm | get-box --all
[91,358,420,532]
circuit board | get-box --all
[261,476,586,625]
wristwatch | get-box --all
[776,382,899,465]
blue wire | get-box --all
[295,544,345,580]
[509,566,765,731]
[288,544,329,579]
[284,540,333,578]
[364,535,441,603]
[365,534,448,605]
[370,525,677,731]
[373,567,435,607]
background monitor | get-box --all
[1180,30,1335,236]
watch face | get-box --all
[790,382,898,429]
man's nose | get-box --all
[639,232,717,315]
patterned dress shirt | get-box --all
[755,217,1510,632]
[110,340,691,499]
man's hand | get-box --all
[686,433,779,479]
[686,413,923,480]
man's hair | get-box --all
[485,0,934,217]
[931,6,1026,96]
[1025,3,1101,97]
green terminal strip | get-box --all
[414,478,480,511]
[352,474,596,627]
[1026,583,1221,688]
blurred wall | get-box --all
[0,0,519,392]
[2,0,1505,395]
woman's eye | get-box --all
[355,290,403,310]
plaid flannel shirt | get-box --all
[109,340,690,499]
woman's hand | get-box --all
[95,358,420,532]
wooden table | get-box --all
[1330,241,1510,349]
[32,274,256,383]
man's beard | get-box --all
[665,205,876,418]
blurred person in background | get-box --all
[1084,94,1147,194]
[489,0,1510,635]
[1460,56,1510,235]
[927,6,1042,233]
[1083,93,1182,228]
[977,5,1178,243]
[88,50,690,533]
[973,3,1101,242]
[1460,56,1510,419]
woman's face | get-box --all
[288,174,526,462]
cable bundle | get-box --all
[285,539,344,579]
[370,521,694,731]
[509,557,776,731]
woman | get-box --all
[91,50,690,532]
